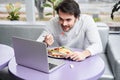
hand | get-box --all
[44,34,54,46]
[65,50,91,61]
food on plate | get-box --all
[48,47,73,58]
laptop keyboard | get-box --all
[49,63,57,70]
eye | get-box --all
[66,19,71,22]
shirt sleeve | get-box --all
[84,15,103,55]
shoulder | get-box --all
[80,14,93,20]
[49,16,59,23]
[48,16,60,27]
[79,14,97,29]
[79,14,95,25]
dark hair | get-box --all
[55,0,80,18]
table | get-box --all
[8,48,105,80]
[0,44,14,70]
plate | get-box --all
[48,47,73,58]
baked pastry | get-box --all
[48,47,73,58]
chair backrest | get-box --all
[97,22,109,53]
[0,22,47,47]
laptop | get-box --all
[12,37,65,73]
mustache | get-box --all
[61,25,69,27]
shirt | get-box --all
[46,14,103,55]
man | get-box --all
[42,0,103,61]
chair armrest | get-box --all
[107,34,120,80]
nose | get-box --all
[62,21,67,26]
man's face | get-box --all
[58,10,77,32]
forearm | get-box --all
[82,50,91,58]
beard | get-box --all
[61,25,73,32]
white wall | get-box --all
[0,0,25,3]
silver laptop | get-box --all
[12,37,65,73]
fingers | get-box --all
[65,51,86,61]
[70,53,79,61]
[45,34,54,46]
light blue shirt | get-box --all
[46,14,103,55]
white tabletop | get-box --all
[9,54,105,80]
[0,44,14,70]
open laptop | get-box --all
[12,37,65,73]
